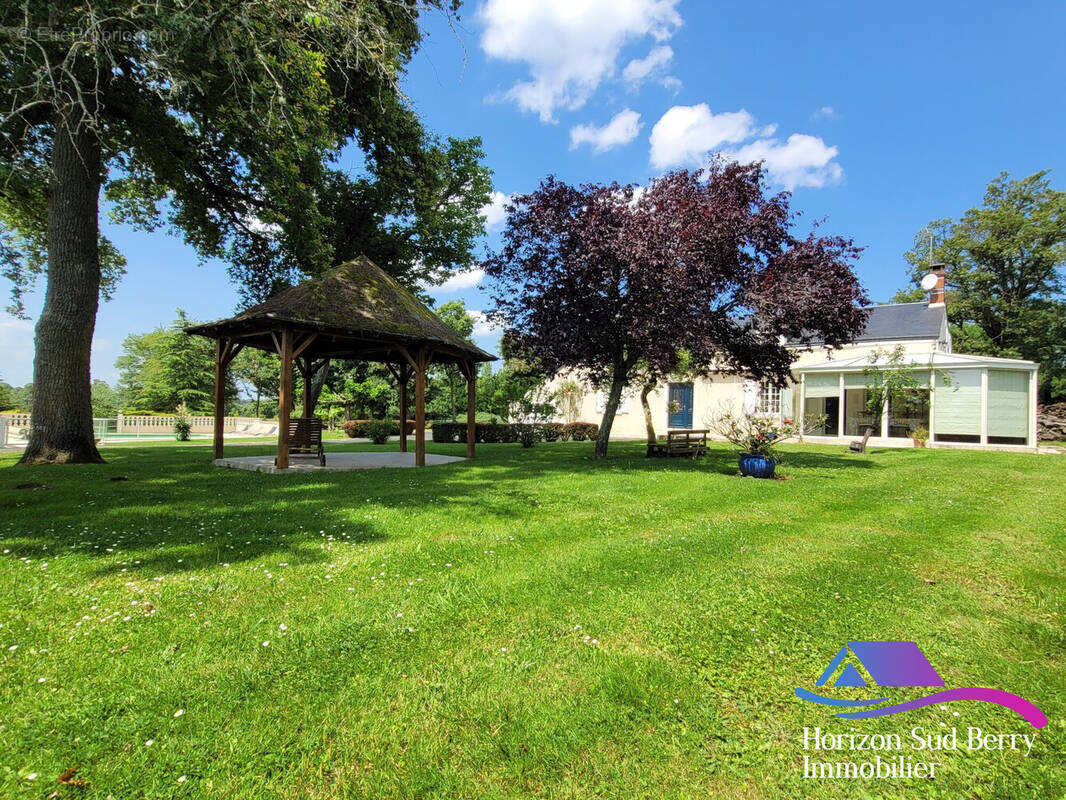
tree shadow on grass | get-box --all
[0,440,888,575]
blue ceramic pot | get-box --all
[738,453,776,478]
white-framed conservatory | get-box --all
[794,352,1039,451]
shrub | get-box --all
[513,423,539,448]
[432,422,588,445]
[539,422,565,442]
[342,419,416,438]
[562,422,598,441]
[431,422,462,443]
[364,420,392,445]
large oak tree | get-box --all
[485,160,869,458]
[896,171,1066,402]
[1,0,480,464]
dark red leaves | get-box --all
[484,158,868,387]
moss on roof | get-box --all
[187,256,494,361]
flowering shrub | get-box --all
[173,404,191,441]
[712,412,798,459]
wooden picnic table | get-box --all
[647,428,709,458]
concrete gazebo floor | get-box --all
[213,451,465,474]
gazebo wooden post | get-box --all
[276,328,294,469]
[213,338,228,460]
[398,364,411,453]
[462,360,476,459]
[414,349,430,467]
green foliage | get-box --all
[230,349,280,418]
[116,311,236,412]
[429,299,476,421]
[513,423,539,448]
[363,420,393,445]
[90,380,122,418]
[431,421,588,444]
[341,420,412,439]
[477,363,555,424]
[1,0,472,304]
[900,172,1066,401]
[344,377,392,420]
[315,138,492,294]
[0,381,31,412]
[561,422,599,442]
[861,345,928,423]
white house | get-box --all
[552,269,1040,451]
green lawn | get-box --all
[1,441,1063,798]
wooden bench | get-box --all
[279,417,325,466]
[647,428,709,458]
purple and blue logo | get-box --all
[794,641,1047,729]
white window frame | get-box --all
[757,381,782,416]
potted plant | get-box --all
[712,411,800,478]
[910,426,929,448]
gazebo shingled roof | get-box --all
[187,255,496,469]
[187,255,496,365]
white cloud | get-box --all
[437,268,486,293]
[811,105,836,120]
[479,0,682,121]
[622,45,673,87]
[660,75,682,94]
[467,310,500,337]
[649,104,762,169]
[726,134,843,190]
[569,109,643,153]
[480,191,510,230]
[648,103,843,190]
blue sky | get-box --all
[2,0,1064,386]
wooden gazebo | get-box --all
[187,256,496,468]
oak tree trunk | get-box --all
[19,114,104,465]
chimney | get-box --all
[927,265,946,307]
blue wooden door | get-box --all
[668,382,693,429]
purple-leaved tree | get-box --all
[484,159,870,458]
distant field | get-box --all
[1,441,1063,798]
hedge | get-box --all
[431,421,599,444]
[342,419,417,439]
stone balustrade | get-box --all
[1,413,244,434]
